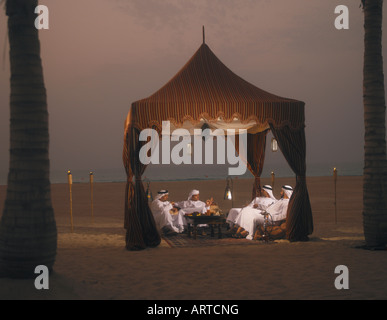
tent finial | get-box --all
[202,25,205,44]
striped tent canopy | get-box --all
[123,41,313,250]
[124,43,305,135]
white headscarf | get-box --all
[262,185,276,200]
[282,185,293,199]
[188,189,200,200]
[155,190,169,201]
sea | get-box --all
[0,161,361,185]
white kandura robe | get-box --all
[234,197,277,240]
[265,198,290,222]
[227,196,276,227]
[175,199,209,214]
[150,199,185,233]
[247,198,290,240]
[227,187,276,227]
[175,199,210,227]
[226,208,242,227]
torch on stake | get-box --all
[333,167,337,224]
[68,170,74,232]
[90,171,94,223]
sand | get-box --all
[0,175,387,300]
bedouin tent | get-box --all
[123,38,313,250]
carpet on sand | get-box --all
[161,226,272,248]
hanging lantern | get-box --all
[271,137,278,152]
[224,176,234,207]
[224,176,233,200]
[225,186,232,200]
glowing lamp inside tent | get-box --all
[224,176,233,200]
[225,188,232,200]
[271,138,278,152]
[187,143,192,155]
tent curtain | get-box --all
[269,124,313,241]
[124,127,161,250]
[247,130,268,200]
[235,130,268,200]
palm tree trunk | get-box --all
[0,0,57,278]
[363,0,387,248]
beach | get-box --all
[0,175,387,300]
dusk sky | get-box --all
[0,0,386,182]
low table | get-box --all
[185,215,226,239]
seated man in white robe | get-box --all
[175,190,213,231]
[242,185,293,240]
[264,185,293,223]
[150,190,185,235]
[232,185,277,238]
[226,185,276,228]
[175,189,212,215]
